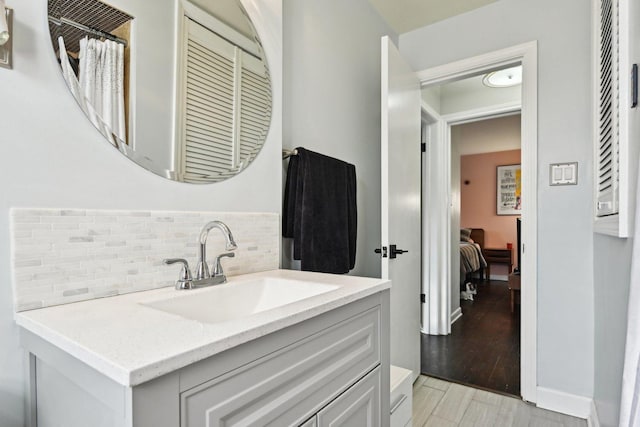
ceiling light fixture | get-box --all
[482,65,522,88]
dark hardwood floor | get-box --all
[420,279,521,396]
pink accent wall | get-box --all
[461,149,521,277]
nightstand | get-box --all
[482,248,512,281]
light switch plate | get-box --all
[549,162,578,186]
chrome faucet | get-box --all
[196,221,237,280]
[164,221,237,290]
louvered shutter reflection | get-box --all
[183,20,236,183]
[180,18,271,183]
[239,59,272,167]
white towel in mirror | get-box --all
[58,36,88,116]
[66,36,127,147]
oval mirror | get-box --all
[47,0,272,184]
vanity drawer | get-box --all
[180,306,380,427]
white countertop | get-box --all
[15,269,390,387]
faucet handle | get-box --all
[163,258,194,289]
[213,252,235,277]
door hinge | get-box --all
[421,294,426,303]
[421,143,426,153]
[633,64,638,108]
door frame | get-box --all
[416,41,538,403]
[421,102,522,336]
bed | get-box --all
[460,228,487,283]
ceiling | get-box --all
[367,0,499,34]
[422,70,521,117]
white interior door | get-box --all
[380,36,422,379]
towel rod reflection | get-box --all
[282,148,298,159]
[48,16,128,47]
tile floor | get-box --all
[412,375,588,426]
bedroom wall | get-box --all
[0,1,282,425]
[460,149,521,278]
[401,0,595,400]
[454,116,522,280]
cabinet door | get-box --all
[317,367,380,427]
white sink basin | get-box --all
[143,277,339,324]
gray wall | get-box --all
[592,0,640,422]
[0,1,282,425]
[282,0,396,278]
[400,0,595,398]
[593,237,633,426]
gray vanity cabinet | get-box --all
[22,291,390,427]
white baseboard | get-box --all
[587,400,601,427]
[450,307,462,324]
[536,387,592,419]
[490,274,508,281]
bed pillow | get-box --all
[460,228,473,242]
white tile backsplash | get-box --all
[11,209,280,312]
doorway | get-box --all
[423,110,523,396]
[416,41,538,403]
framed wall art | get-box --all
[497,164,521,215]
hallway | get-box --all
[421,280,520,396]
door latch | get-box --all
[374,246,388,258]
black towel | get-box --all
[283,147,357,273]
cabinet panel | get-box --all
[181,306,380,427]
[35,358,119,427]
[317,366,381,427]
